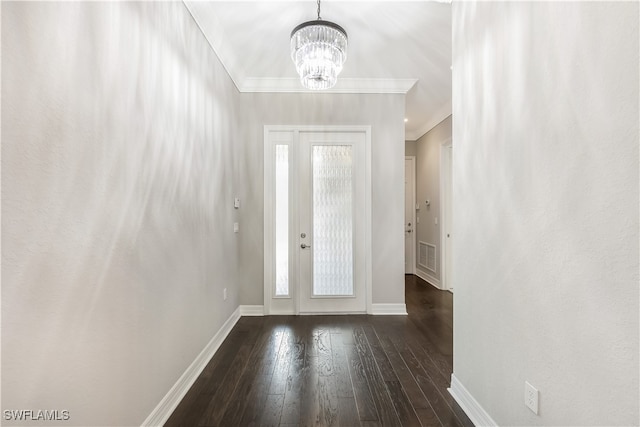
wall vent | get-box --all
[419,241,437,273]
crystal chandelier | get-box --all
[290,0,348,90]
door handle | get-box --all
[301,243,312,249]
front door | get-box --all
[264,127,370,314]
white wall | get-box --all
[414,115,451,285]
[452,2,639,425]
[2,3,411,425]
[238,93,406,306]
[2,3,242,426]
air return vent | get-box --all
[419,241,436,273]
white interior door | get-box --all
[441,143,453,292]
[264,127,370,315]
[404,157,416,274]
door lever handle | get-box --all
[301,243,311,249]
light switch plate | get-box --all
[234,197,240,209]
[233,222,239,233]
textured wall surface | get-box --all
[2,2,242,425]
[452,2,639,425]
[3,2,410,425]
[414,115,451,285]
[238,93,406,306]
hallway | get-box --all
[3,2,637,425]
[166,276,472,426]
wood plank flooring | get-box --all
[165,275,473,427]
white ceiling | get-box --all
[184,1,452,141]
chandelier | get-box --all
[290,0,348,90]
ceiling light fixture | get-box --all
[290,0,348,90]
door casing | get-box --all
[404,156,416,275]
[439,138,453,292]
[263,125,372,315]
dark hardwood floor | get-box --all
[165,275,473,427]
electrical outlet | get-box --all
[525,381,539,415]
[223,288,227,301]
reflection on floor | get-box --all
[165,274,472,427]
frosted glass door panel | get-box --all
[275,145,289,296]
[312,145,354,296]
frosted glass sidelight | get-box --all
[312,145,353,296]
[275,145,289,296]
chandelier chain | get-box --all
[317,0,321,20]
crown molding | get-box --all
[182,2,418,98]
[184,2,417,95]
[183,1,245,91]
[240,77,418,94]
[405,99,452,141]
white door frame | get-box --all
[439,138,453,292]
[263,125,372,315]
[405,156,416,275]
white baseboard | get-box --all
[141,307,241,427]
[448,373,497,427]
[239,305,264,316]
[268,310,296,315]
[370,303,408,315]
[299,311,367,315]
[415,269,442,289]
